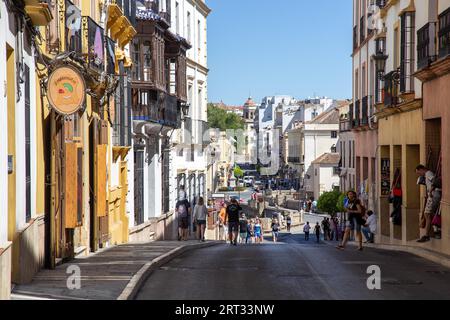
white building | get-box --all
[312,153,341,200]
[288,107,340,199]
[170,0,211,207]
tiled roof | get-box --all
[307,108,340,124]
[312,153,341,165]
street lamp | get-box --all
[181,103,190,121]
[373,51,388,80]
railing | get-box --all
[438,8,450,59]
[339,119,351,132]
[360,16,365,44]
[66,0,82,54]
[384,70,399,106]
[354,100,360,128]
[417,22,437,70]
[86,16,105,73]
[361,96,368,126]
[132,92,180,128]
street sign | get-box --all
[47,65,86,115]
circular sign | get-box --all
[47,66,86,115]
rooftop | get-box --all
[312,153,341,165]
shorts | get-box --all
[179,217,189,229]
[425,190,441,214]
[228,222,239,233]
[272,231,279,238]
[345,216,362,232]
[240,232,247,239]
[196,220,207,226]
[254,232,261,238]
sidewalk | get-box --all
[323,239,450,269]
[12,240,220,300]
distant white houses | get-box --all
[311,153,341,200]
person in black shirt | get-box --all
[337,191,364,251]
[225,199,242,246]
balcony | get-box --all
[384,71,399,107]
[85,17,105,74]
[24,0,53,26]
[438,8,450,59]
[132,90,180,128]
[353,26,358,51]
[361,96,369,126]
[339,118,351,132]
[360,16,365,44]
[65,0,82,54]
[417,22,437,70]
[288,157,301,164]
[353,100,360,128]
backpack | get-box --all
[178,202,188,218]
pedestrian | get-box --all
[239,213,248,244]
[225,198,241,246]
[254,218,263,244]
[218,202,228,242]
[416,165,442,243]
[271,218,280,243]
[362,210,377,243]
[337,191,365,251]
[303,222,311,241]
[314,222,321,243]
[321,218,330,241]
[176,188,191,241]
[193,197,208,242]
[246,219,254,244]
[286,215,292,233]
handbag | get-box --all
[432,206,442,227]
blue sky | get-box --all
[207,0,352,105]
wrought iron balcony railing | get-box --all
[438,7,450,59]
[417,22,437,70]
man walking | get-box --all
[314,222,321,243]
[303,222,311,241]
[225,199,241,246]
[239,213,248,244]
[286,215,292,233]
[176,187,191,241]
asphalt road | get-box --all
[136,226,450,300]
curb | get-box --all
[117,241,222,300]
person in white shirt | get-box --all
[193,197,209,242]
[303,222,311,241]
[362,211,376,243]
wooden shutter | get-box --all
[96,144,108,217]
[65,142,78,228]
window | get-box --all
[198,20,201,52]
[400,12,415,93]
[187,11,191,43]
[355,69,359,100]
[331,144,337,153]
[362,65,366,97]
[175,2,179,34]
[331,131,338,139]
[25,64,31,223]
[439,8,450,58]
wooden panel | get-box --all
[65,143,78,228]
[96,145,108,217]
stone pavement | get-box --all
[12,241,219,300]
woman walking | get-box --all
[193,197,208,242]
[337,191,365,251]
[246,219,254,244]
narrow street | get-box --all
[135,226,450,300]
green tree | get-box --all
[317,190,342,217]
[337,193,347,213]
[207,103,244,131]
[234,165,244,179]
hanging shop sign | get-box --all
[47,66,86,115]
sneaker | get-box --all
[417,236,430,243]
